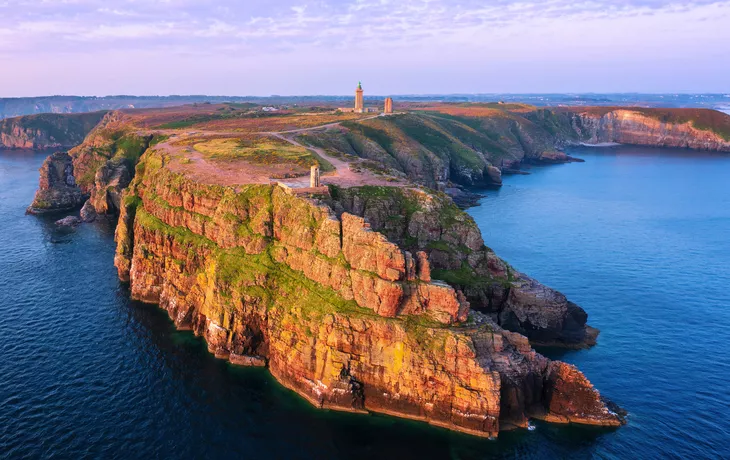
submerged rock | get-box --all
[445,187,484,209]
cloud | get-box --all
[0,0,728,95]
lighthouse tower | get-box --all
[354,82,364,113]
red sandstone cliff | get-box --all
[113,149,625,437]
[556,108,730,152]
[26,151,87,214]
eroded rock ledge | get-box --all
[26,151,87,214]
[113,149,624,437]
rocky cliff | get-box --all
[0,112,106,150]
[0,95,262,120]
[67,111,159,215]
[315,107,730,191]
[528,107,730,152]
[26,151,87,214]
[324,186,596,347]
[22,111,156,215]
[113,148,624,437]
[295,111,584,191]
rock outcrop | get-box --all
[325,186,596,348]
[80,200,97,222]
[527,107,730,152]
[567,108,730,151]
[0,112,106,150]
[26,152,87,214]
[88,158,134,214]
[55,215,81,227]
[67,111,156,216]
[113,149,624,437]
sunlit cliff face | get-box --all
[0,0,729,95]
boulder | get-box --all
[55,216,81,227]
[80,200,97,222]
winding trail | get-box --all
[153,113,407,188]
[261,114,408,187]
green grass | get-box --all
[341,121,396,154]
[149,134,170,146]
[153,109,279,130]
[111,132,151,163]
[193,137,327,170]
[426,241,452,252]
[431,263,482,287]
[136,207,214,249]
[391,115,486,172]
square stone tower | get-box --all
[384,97,393,114]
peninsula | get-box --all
[15,95,730,437]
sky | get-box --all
[0,0,729,96]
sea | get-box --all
[1,146,729,459]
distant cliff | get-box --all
[295,107,730,192]
[113,148,624,437]
[0,96,261,120]
[0,112,106,150]
[528,107,730,152]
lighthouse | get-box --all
[354,81,364,113]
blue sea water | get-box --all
[1,146,729,459]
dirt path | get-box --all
[150,114,407,188]
[269,132,403,188]
[262,113,410,187]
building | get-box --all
[337,82,385,114]
[354,81,364,113]
[384,97,393,114]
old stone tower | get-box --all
[384,97,393,114]
[310,165,320,188]
[355,82,364,113]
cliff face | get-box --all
[0,95,260,120]
[326,107,730,191]
[295,112,585,190]
[324,186,595,347]
[26,151,87,214]
[527,107,730,152]
[0,112,106,150]
[114,149,624,437]
[68,111,157,215]
[572,109,730,151]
